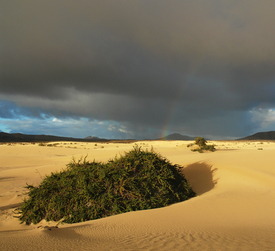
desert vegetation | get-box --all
[14,145,196,225]
[187,137,216,153]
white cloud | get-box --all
[118,125,133,135]
[108,125,116,131]
[0,116,136,139]
[52,118,62,122]
[250,107,275,130]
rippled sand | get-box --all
[1,140,275,250]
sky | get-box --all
[1,0,275,140]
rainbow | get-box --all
[161,53,208,139]
[161,81,190,139]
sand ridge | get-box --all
[1,140,275,250]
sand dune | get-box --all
[1,140,275,250]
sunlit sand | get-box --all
[1,140,275,250]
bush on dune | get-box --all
[15,145,196,225]
[187,137,216,153]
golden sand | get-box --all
[1,140,275,250]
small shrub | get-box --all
[195,137,207,147]
[14,146,196,225]
[38,143,46,146]
[190,137,216,153]
[203,144,215,152]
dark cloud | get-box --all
[1,1,275,139]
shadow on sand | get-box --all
[182,162,217,195]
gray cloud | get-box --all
[1,1,275,139]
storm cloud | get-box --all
[1,1,275,139]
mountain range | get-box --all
[237,131,275,140]
[1,131,275,142]
[160,133,196,140]
[162,131,275,141]
[0,132,106,142]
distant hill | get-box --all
[160,133,196,141]
[238,131,275,140]
[85,136,101,140]
[0,132,107,142]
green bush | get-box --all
[14,145,196,225]
[195,137,207,147]
[190,137,215,153]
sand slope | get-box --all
[1,141,275,250]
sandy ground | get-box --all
[0,140,275,250]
